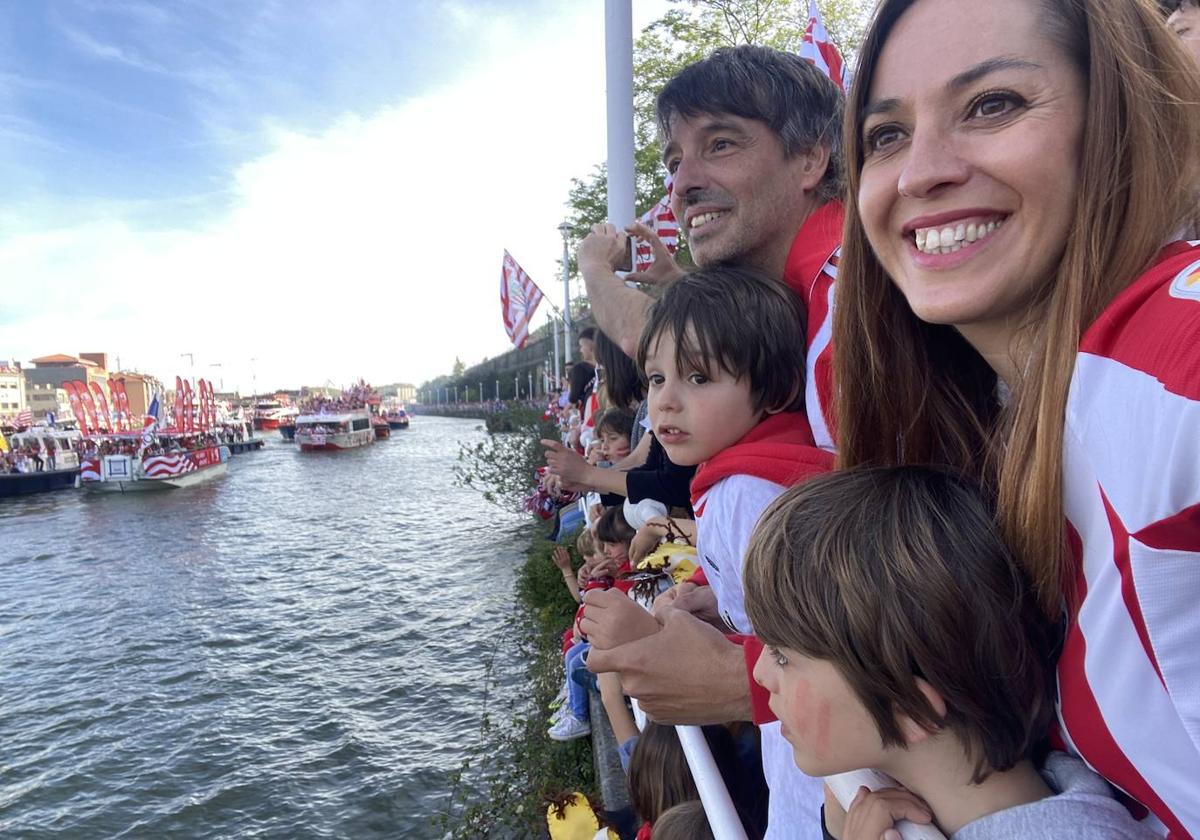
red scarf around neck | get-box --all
[690,412,833,507]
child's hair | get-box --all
[575,528,595,558]
[628,723,699,825]
[652,801,714,840]
[628,723,757,835]
[635,265,807,414]
[743,466,1057,784]
[595,407,636,444]
[595,504,636,546]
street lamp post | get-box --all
[514,374,520,400]
[558,222,573,367]
[528,371,533,399]
[495,379,500,401]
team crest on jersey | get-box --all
[1169,258,1200,301]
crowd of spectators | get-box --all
[534,6,1200,839]
[300,380,377,414]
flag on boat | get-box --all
[140,396,159,454]
[799,0,851,92]
[142,452,196,478]
[144,396,160,429]
[15,408,33,428]
[635,175,680,273]
[80,456,101,480]
[501,250,544,348]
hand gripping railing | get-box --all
[631,703,947,840]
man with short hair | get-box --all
[576,45,845,839]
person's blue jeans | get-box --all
[564,641,592,721]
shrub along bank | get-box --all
[434,408,598,838]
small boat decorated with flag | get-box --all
[76,377,230,492]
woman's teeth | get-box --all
[913,217,1006,255]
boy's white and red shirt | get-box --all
[1055,240,1200,839]
[689,411,833,840]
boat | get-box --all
[372,417,391,440]
[252,396,298,430]
[294,411,374,451]
[79,433,230,492]
[386,408,410,430]
[0,425,84,498]
[278,421,296,442]
[383,399,410,430]
[294,380,380,452]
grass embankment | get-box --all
[434,409,598,838]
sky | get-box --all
[0,0,669,394]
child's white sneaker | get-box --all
[547,712,591,742]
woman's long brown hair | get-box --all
[835,0,1200,614]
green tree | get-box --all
[452,356,466,377]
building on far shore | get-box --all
[1,361,26,421]
[26,383,69,422]
[26,353,111,391]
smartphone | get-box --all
[616,235,636,273]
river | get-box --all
[0,416,526,839]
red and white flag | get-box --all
[500,251,545,348]
[635,175,681,272]
[799,0,850,92]
[15,408,33,428]
[143,452,196,478]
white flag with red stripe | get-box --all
[500,250,544,348]
[15,408,33,428]
[635,175,681,272]
[799,0,850,92]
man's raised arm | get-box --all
[578,222,683,357]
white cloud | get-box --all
[1,2,669,393]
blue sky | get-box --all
[1,1,668,391]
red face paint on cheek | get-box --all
[787,679,812,740]
[813,700,833,759]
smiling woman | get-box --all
[834,0,1200,835]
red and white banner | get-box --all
[89,381,113,433]
[635,176,680,272]
[799,0,850,92]
[184,379,195,433]
[115,379,132,433]
[15,408,32,428]
[500,250,545,348]
[190,445,220,468]
[172,376,183,432]
[79,383,101,435]
[64,381,91,433]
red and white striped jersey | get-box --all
[1056,240,1200,838]
[782,200,842,453]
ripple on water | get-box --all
[0,418,526,838]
